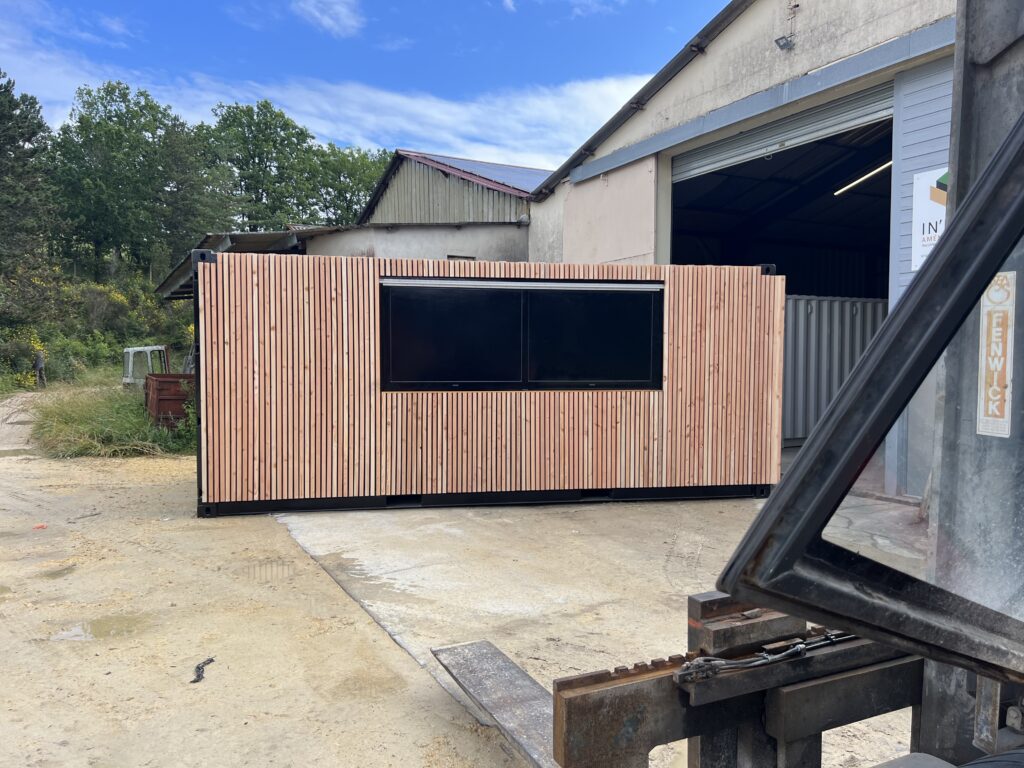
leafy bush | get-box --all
[43,331,120,381]
[0,372,32,395]
[0,327,44,391]
[32,386,196,458]
[0,268,194,390]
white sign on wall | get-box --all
[977,271,1016,438]
[911,166,949,271]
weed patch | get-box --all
[32,386,196,458]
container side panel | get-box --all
[198,254,785,503]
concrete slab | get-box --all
[279,499,755,690]
[280,497,917,768]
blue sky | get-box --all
[2,0,724,168]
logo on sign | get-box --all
[977,272,1015,438]
[911,167,949,271]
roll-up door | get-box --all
[671,82,895,183]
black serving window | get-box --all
[384,286,524,387]
[380,279,664,391]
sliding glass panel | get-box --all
[381,285,523,389]
[526,289,663,389]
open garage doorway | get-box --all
[671,119,893,482]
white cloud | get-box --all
[0,3,127,123]
[0,0,649,169]
[224,2,281,31]
[290,0,364,38]
[0,0,137,49]
[150,72,647,169]
[502,0,517,11]
[568,0,627,18]
[139,71,649,169]
[376,36,414,52]
[97,15,134,38]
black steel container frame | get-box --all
[197,483,772,518]
[191,249,217,512]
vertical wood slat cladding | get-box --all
[197,254,785,504]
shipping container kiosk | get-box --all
[181,252,785,516]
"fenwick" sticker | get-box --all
[977,271,1016,438]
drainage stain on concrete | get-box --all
[49,613,152,641]
[88,613,152,638]
[40,564,77,579]
[50,625,93,641]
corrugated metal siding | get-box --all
[889,57,953,306]
[783,295,888,442]
[368,159,531,225]
[671,83,895,182]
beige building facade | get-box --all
[528,0,956,266]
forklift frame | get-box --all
[719,109,1024,685]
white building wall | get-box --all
[598,0,954,159]
[562,157,657,264]
[527,0,955,264]
[307,224,529,262]
[527,182,566,263]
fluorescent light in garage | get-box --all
[833,160,893,196]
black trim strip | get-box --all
[198,484,771,517]
[192,251,205,511]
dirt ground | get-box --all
[1,393,911,768]
[0,397,519,768]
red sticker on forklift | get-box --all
[977,271,1015,438]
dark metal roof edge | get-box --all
[409,150,551,173]
[572,17,953,184]
[530,0,756,200]
[357,151,406,225]
[401,150,537,197]
[155,252,194,300]
[358,221,526,229]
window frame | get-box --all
[379,277,665,393]
[718,111,1024,685]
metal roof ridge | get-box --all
[402,149,553,173]
[399,151,538,196]
[530,0,757,199]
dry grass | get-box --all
[32,384,195,458]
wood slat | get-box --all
[198,255,785,504]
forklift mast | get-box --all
[920,2,1024,762]
[433,5,1024,768]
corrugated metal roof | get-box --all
[406,151,552,194]
[158,227,345,300]
[358,150,552,224]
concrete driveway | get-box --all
[280,496,913,768]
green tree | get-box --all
[149,119,235,280]
[50,82,233,280]
[212,100,321,231]
[50,82,163,279]
[0,70,53,272]
[312,144,391,226]
[0,70,60,331]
